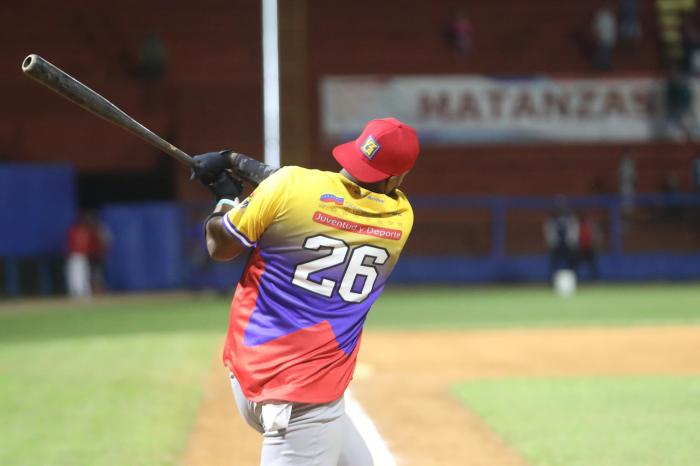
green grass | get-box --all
[0,296,227,343]
[366,284,700,329]
[0,296,226,466]
[1,283,700,465]
[454,376,700,466]
[1,334,218,466]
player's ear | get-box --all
[385,173,407,194]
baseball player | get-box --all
[191,118,419,465]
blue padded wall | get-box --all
[389,254,700,283]
[0,164,76,256]
[101,203,185,291]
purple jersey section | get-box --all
[242,242,388,355]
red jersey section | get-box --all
[231,319,361,403]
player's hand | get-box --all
[208,172,243,201]
[191,150,232,185]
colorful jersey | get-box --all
[221,166,413,403]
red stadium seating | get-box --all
[305,0,696,197]
[2,0,696,201]
[1,0,262,191]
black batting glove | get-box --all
[207,172,243,201]
[190,150,232,185]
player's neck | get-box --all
[340,169,388,194]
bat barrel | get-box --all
[21,54,38,72]
[22,54,64,87]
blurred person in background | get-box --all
[663,69,699,142]
[592,3,617,70]
[681,13,700,75]
[619,151,637,215]
[138,32,167,82]
[618,0,641,46]
[86,212,111,294]
[136,32,167,111]
[446,10,473,56]
[576,211,602,280]
[544,198,579,278]
[691,160,700,228]
[65,213,92,299]
[692,155,700,191]
[662,172,681,196]
[661,172,683,220]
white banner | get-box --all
[321,76,674,144]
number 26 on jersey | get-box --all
[292,234,389,303]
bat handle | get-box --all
[230,153,278,185]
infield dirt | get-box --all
[182,326,700,466]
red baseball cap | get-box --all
[332,117,419,183]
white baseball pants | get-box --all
[66,253,91,298]
[230,374,374,466]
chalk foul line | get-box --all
[345,389,397,466]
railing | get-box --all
[410,192,700,258]
[395,193,700,282]
[3,193,699,297]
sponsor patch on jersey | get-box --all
[366,195,385,204]
[320,193,344,205]
[313,211,402,240]
[359,135,380,160]
[239,198,250,209]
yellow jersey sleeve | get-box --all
[222,167,293,247]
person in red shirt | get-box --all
[577,211,602,280]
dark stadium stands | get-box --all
[307,0,661,74]
[2,0,699,273]
[3,0,696,198]
[1,0,262,198]
[306,0,697,198]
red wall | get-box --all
[1,0,263,198]
[2,0,695,201]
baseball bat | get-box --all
[21,53,195,168]
[230,153,278,185]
